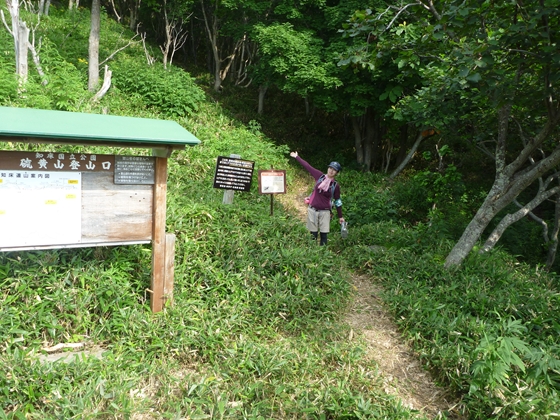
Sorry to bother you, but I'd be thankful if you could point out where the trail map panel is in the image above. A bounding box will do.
[0,171,82,247]
[258,170,286,194]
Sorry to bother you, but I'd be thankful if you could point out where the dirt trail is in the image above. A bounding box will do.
[279,179,462,419]
[345,274,460,419]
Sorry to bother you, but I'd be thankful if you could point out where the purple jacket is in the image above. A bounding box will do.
[296,156,343,219]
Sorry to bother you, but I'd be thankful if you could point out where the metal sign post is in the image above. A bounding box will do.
[258,169,286,216]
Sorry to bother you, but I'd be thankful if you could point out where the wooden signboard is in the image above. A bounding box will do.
[0,106,201,314]
[0,151,154,249]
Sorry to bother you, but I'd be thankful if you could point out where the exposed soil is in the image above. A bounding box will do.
[279,177,463,419]
[344,273,462,419]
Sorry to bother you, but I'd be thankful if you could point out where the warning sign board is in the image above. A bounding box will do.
[213,156,255,192]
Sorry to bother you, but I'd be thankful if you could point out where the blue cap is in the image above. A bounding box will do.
[328,161,342,172]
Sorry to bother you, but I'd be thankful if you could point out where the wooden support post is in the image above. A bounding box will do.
[151,156,167,313]
[163,232,176,307]
[222,153,241,205]
[223,189,234,204]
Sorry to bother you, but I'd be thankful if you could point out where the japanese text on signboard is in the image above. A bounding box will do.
[0,151,113,172]
[213,156,255,192]
[114,156,155,184]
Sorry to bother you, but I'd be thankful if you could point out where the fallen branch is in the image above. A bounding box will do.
[92,65,112,102]
[0,10,13,36]
[42,342,84,353]
[99,34,139,67]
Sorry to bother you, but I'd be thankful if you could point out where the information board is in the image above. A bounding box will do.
[114,156,156,184]
[258,170,286,194]
[213,156,255,192]
[0,171,82,247]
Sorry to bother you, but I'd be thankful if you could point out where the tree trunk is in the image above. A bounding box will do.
[212,43,221,91]
[351,116,364,169]
[3,0,29,83]
[363,111,374,171]
[389,132,423,179]
[445,107,560,267]
[161,0,171,69]
[447,150,560,267]
[201,0,222,92]
[159,0,189,69]
[188,18,199,66]
[88,0,100,91]
[108,0,121,22]
[29,27,46,84]
[220,38,244,83]
[370,113,382,170]
[235,35,253,86]
[480,184,560,253]
[16,21,29,83]
[92,64,112,102]
[257,84,267,114]
[129,0,139,31]
[5,0,18,55]
[444,197,497,267]
[546,193,560,270]
[382,141,392,173]
[394,124,409,169]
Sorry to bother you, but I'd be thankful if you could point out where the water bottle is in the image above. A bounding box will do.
[340,221,348,239]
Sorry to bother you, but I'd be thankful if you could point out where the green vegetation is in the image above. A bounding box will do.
[1,3,560,420]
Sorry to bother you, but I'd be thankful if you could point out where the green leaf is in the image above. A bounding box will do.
[466,73,481,82]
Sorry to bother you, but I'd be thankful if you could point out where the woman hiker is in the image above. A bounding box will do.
[290,151,345,245]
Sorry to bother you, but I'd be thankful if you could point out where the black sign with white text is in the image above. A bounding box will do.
[213,156,255,192]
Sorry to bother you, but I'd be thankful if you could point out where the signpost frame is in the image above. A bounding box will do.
[0,106,200,313]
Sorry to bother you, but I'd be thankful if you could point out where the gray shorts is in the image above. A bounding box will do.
[307,207,331,233]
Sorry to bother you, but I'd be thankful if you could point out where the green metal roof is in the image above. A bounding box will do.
[0,106,200,150]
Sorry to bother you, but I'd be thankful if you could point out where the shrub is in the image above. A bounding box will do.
[112,59,205,118]
[0,30,18,105]
[338,170,398,227]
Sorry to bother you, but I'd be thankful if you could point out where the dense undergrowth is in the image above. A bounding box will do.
[1,5,560,420]
[0,104,420,418]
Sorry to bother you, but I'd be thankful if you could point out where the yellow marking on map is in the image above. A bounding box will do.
[45,200,57,205]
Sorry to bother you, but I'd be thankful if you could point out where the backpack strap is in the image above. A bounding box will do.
[316,175,338,209]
